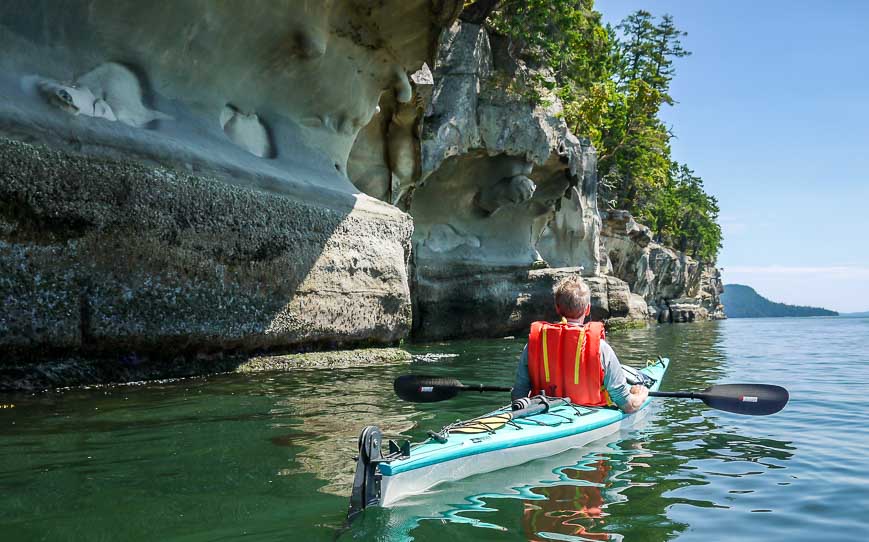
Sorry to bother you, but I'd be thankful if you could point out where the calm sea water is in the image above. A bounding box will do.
[1,317,867,541]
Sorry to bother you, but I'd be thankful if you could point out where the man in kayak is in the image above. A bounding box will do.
[512,275,649,413]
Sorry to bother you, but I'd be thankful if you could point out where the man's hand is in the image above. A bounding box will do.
[622,384,649,414]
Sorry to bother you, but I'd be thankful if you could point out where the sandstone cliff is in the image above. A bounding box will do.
[391,22,652,339]
[0,5,721,384]
[346,20,719,338]
[0,0,462,361]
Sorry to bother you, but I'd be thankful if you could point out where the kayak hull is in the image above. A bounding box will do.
[349,358,669,515]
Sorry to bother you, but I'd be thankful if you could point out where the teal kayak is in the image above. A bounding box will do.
[348,358,669,517]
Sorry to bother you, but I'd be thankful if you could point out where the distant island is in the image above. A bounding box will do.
[722,284,839,318]
[841,311,869,318]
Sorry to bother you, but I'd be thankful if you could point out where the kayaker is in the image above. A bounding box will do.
[512,275,649,413]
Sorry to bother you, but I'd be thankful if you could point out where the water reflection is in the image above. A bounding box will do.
[339,441,645,541]
[614,321,729,389]
[341,436,665,541]
[264,365,423,496]
[520,458,616,541]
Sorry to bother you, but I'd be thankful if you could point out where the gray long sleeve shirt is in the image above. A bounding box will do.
[511,339,632,407]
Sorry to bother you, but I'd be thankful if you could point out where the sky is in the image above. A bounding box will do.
[598,0,869,312]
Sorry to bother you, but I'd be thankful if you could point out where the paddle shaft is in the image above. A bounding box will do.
[461,388,703,399]
[464,389,714,400]
[394,375,788,415]
[649,390,698,399]
[459,384,512,393]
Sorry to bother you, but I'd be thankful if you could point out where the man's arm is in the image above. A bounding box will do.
[600,340,648,414]
[512,344,531,400]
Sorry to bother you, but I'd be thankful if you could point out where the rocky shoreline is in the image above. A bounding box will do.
[601,210,725,323]
[0,347,413,393]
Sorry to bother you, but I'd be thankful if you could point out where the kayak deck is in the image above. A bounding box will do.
[382,402,628,476]
[348,358,669,517]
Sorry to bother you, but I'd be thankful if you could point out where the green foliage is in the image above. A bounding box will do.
[487,0,610,128]
[481,2,720,261]
[643,164,722,260]
[598,79,671,205]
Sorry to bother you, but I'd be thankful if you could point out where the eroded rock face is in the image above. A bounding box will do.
[346,66,433,205]
[601,210,724,322]
[0,139,413,357]
[0,0,459,188]
[410,22,601,271]
[220,105,274,159]
[403,22,605,337]
[0,1,461,363]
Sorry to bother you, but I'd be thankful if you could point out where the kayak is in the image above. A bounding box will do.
[348,357,669,518]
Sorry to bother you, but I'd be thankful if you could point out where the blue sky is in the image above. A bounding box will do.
[598,0,869,312]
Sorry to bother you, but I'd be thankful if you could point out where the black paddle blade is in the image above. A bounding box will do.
[393,375,463,403]
[700,384,789,416]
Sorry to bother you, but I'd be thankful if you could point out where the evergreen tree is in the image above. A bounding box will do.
[613,10,656,86]
[646,15,691,102]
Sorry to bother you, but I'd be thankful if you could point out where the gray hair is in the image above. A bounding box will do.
[552,275,591,319]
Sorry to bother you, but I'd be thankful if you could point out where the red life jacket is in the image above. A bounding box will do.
[527,320,609,406]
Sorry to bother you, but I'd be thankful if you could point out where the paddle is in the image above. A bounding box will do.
[650,384,789,416]
[393,375,789,415]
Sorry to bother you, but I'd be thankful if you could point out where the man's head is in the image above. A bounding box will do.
[553,275,591,320]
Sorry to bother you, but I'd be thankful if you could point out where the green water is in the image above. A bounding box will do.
[2,318,868,541]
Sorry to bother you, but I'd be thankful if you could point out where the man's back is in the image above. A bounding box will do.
[515,275,648,412]
[512,334,631,408]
